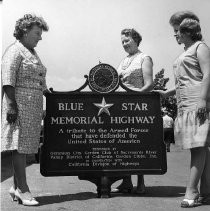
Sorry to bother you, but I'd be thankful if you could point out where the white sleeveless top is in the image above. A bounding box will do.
[117,51,152,90]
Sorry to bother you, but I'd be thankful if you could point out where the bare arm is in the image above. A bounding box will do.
[140,57,153,91]
[153,87,176,98]
[197,44,210,106]
[131,57,153,92]
[196,44,210,124]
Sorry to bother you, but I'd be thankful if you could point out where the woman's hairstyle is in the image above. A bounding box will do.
[179,18,202,41]
[14,14,49,40]
[169,11,199,26]
[121,28,142,46]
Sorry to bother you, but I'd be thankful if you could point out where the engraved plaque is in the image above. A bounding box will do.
[40,92,166,176]
[88,63,119,93]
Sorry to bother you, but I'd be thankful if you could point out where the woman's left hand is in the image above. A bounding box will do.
[196,100,208,126]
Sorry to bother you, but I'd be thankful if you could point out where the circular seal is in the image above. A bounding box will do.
[88,63,119,93]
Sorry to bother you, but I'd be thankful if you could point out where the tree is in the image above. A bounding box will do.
[153,69,177,119]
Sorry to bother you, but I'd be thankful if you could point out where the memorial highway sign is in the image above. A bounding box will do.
[40,92,166,176]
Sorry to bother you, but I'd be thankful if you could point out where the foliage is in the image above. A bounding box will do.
[153,69,169,91]
[153,68,177,119]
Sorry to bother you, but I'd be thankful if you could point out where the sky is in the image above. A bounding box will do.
[1,0,210,91]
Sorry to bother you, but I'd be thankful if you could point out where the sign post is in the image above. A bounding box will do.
[40,63,166,198]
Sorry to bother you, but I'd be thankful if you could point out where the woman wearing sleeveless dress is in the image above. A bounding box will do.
[158,12,210,208]
[112,28,153,194]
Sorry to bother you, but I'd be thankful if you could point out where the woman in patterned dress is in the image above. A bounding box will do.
[158,11,210,207]
[112,28,153,194]
[1,14,49,206]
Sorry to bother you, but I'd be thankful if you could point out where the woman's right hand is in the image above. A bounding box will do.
[153,88,176,98]
[6,102,18,124]
[153,90,168,98]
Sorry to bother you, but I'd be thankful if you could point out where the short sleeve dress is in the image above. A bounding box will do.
[173,41,210,149]
[117,51,152,90]
[1,41,47,154]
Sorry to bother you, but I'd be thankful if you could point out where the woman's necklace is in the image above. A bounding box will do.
[184,41,196,51]
[121,50,140,70]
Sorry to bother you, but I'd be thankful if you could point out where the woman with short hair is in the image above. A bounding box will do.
[158,11,210,208]
[112,28,153,194]
[1,13,49,206]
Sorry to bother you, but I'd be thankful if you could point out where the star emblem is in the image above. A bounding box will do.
[93,97,114,116]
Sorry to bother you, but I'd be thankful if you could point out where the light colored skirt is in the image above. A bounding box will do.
[174,108,210,149]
